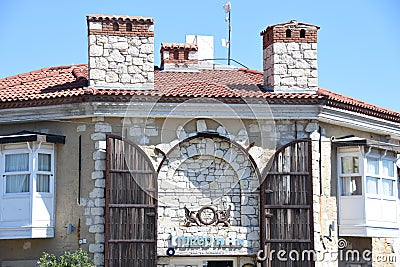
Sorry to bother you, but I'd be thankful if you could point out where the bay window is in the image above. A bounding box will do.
[335,140,399,238]
[0,131,64,239]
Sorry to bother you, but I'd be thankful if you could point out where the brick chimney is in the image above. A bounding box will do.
[160,43,198,71]
[260,20,320,93]
[87,14,155,90]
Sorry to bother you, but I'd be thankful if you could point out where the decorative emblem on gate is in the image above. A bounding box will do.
[184,205,231,227]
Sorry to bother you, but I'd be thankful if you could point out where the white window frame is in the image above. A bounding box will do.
[2,150,31,195]
[365,153,397,200]
[338,147,398,199]
[0,142,55,239]
[338,151,363,196]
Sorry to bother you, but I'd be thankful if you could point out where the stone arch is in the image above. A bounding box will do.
[157,133,261,226]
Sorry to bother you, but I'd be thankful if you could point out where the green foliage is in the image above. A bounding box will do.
[37,248,95,267]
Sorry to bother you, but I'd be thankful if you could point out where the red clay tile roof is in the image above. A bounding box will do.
[161,43,198,51]
[0,64,399,123]
[260,19,320,35]
[0,65,88,102]
[317,88,400,122]
[87,14,154,24]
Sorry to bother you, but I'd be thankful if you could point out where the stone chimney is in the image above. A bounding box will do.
[260,20,320,93]
[87,14,154,90]
[160,43,198,71]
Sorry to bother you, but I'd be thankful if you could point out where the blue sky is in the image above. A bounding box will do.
[0,0,399,111]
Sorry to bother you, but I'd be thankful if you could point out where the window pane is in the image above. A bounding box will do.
[341,176,362,196]
[6,174,29,193]
[37,174,50,192]
[366,176,379,194]
[341,157,359,174]
[382,179,394,196]
[367,158,379,175]
[382,160,394,177]
[38,154,51,172]
[5,153,29,172]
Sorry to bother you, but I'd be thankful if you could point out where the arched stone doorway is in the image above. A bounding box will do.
[157,132,261,257]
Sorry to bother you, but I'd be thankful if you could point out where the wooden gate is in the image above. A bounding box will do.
[261,139,314,267]
[105,135,157,267]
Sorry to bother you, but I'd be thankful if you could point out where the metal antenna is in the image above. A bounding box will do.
[223,1,231,65]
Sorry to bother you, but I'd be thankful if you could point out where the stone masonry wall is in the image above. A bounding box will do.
[157,136,260,256]
[80,117,112,267]
[263,42,318,92]
[88,16,154,89]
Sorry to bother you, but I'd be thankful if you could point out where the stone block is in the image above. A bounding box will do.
[89,224,104,233]
[140,44,153,54]
[132,73,145,83]
[304,49,317,59]
[105,71,119,83]
[147,71,154,82]
[287,43,299,51]
[95,179,106,189]
[217,126,227,136]
[96,35,108,44]
[90,45,103,57]
[291,51,302,59]
[95,160,106,171]
[95,233,105,243]
[93,150,106,160]
[91,133,106,141]
[311,70,318,78]
[130,126,143,137]
[90,69,106,80]
[300,43,311,50]
[196,120,207,132]
[84,207,91,216]
[187,145,197,157]
[142,63,154,72]
[297,76,308,86]
[273,43,287,54]
[91,207,104,216]
[242,206,255,214]
[289,69,305,77]
[95,198,106,207]
[145,127,159,136]
[121,74,131,83]
[89,188,105,198]
[294,59,310,69]
[93,255,104,267]
[116,64,128,74]
[87,200,94,207]
[94,216,105,225]
[274,64,288,75]
[109,50,125,62]
[92,171,104,180]
[308,77,318,87]
[247,230,259,241]
[281,77,296,87]
[112,41,128,50]
[248,124,260,133]
[85,217,92,226]
[96,57,109,70]
[89,243,104,253]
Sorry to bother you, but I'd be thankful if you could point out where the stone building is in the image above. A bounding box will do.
[0,14,399,267]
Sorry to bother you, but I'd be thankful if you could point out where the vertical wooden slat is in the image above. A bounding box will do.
[261,139,314,267]
[106,135,157,267]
